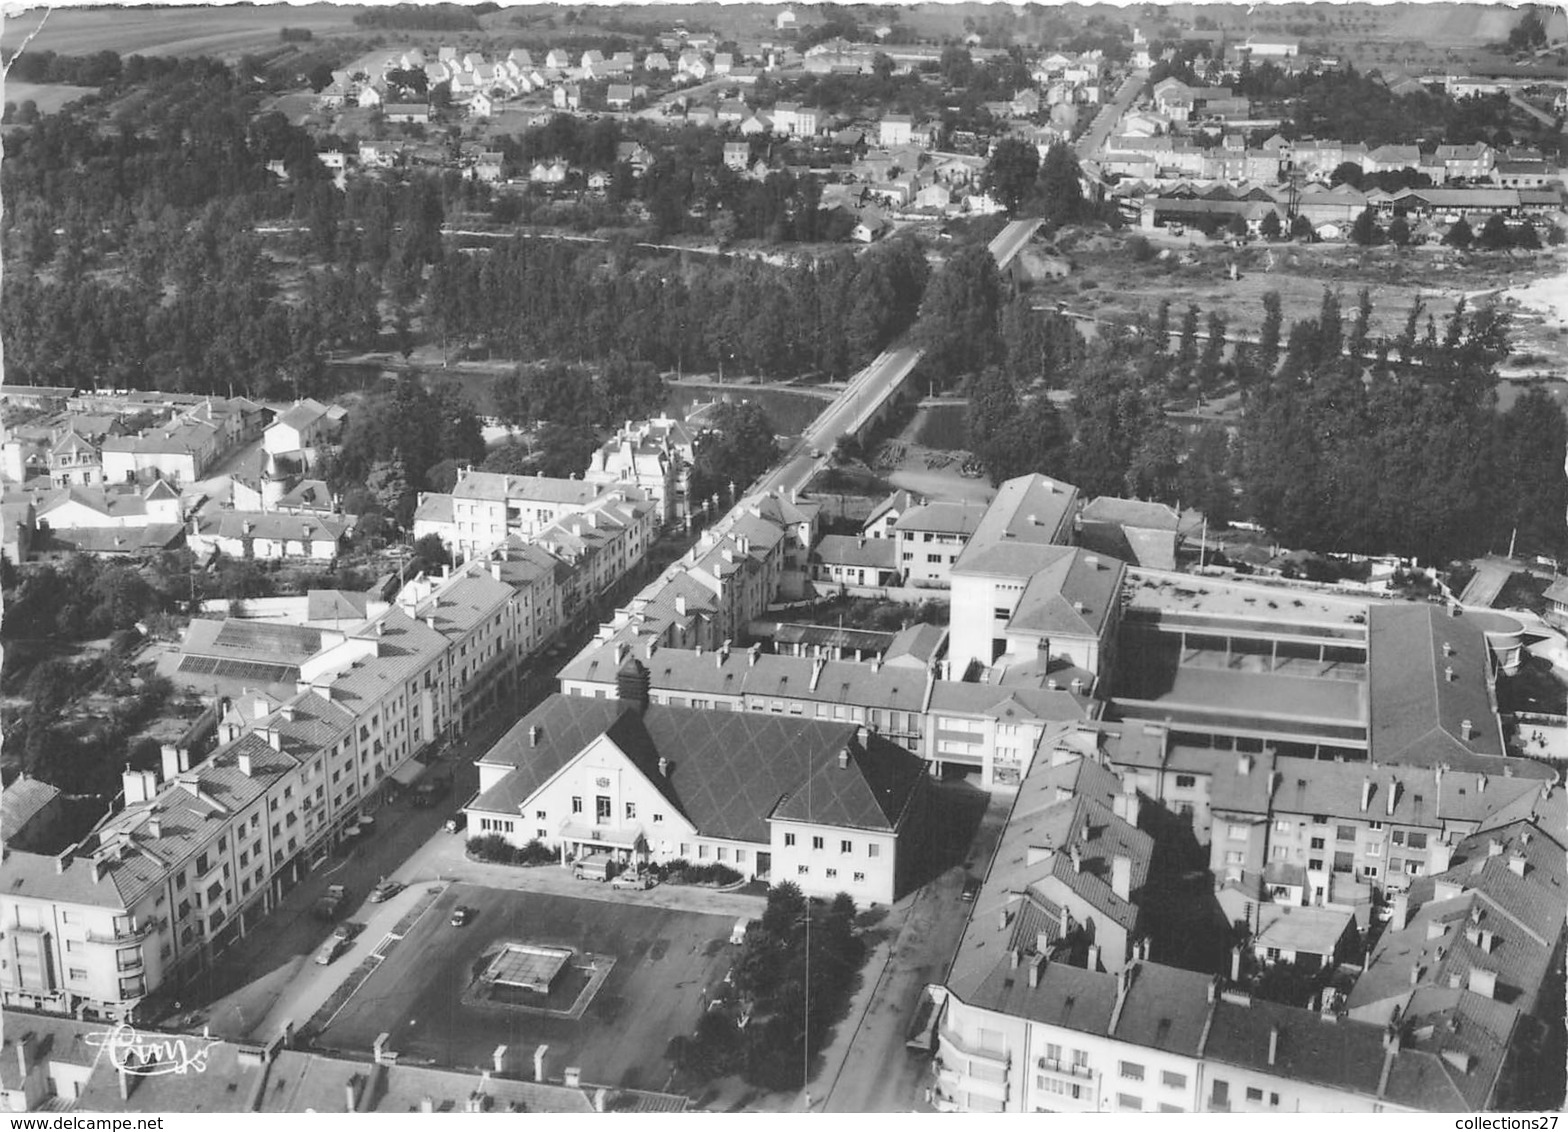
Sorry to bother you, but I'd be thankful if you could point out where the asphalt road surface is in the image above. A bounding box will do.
[754,347,924,498]
[1076,68,1150,160]
[988,218,1046,270]
[820,786,1014,1113]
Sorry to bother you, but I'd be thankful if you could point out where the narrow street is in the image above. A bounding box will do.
[817,786,1012,1113]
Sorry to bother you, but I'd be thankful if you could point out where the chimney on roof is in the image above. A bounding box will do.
[1477,773,1486,794]
[267,728,282,751]
[675,595,687,617]
[1208,976,1220,1004]
[1443,641,1454,657]
[1387,777,1398,817]
[837,747,850,769]
[1111,854,1133,901]
[529,725,542,747]
[533,1044,549,1083]
[1070,844,1082,874]
[1488,838,1504,857]
[1507,853,1527,878]
[239,750,254,776]
[1059,904,1070,937]
[1445,665,1455,682]
[1029,955,1044,987]
[1468,968,1497,999]
[147,812,161,839]
[1088,942,1102,972]
[123,766,157,806]
[749,643,761,667]
[1360,776,1371,813]
[1268,1025,1280,1067]
[1238,753,1252,776]
[419,1097,435,1114]
[658,756,670,778]
[1460,719,1474,741]
[493,1045,508,1074]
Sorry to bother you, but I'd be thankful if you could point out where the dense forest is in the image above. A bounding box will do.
[947,268,1567,563]
[424,235,929,381]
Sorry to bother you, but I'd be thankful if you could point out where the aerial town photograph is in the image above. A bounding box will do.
[0,0,1564,1118]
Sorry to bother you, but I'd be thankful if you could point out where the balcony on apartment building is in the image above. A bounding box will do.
[935,1023,1011,1103]
[1032,1055,1099,1110]
[85,920,154,947]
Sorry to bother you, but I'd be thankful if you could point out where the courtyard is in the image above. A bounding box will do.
[312,882,739,1092]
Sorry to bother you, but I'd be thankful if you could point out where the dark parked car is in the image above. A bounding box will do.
[960,876,981,903]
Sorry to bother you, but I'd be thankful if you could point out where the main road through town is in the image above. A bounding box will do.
[752,346,924,499]
[1075,67,1149,160]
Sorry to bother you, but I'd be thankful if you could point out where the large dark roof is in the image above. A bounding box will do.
[471,694,923,842]
[1368,604,1512,769]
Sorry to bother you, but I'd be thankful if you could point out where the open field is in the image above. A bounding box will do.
[0,5,362,59]
[1,80,97,114]
[313,883,737,1090]
[1036,233,1568,354]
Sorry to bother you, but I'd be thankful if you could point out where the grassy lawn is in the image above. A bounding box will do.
[2,81,98,115]
[0,5,361,58]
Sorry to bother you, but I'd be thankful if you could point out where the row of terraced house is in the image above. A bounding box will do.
[0,420,695,1022]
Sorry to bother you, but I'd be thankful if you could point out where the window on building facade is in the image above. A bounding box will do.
[784,833,796,847]
[1119,1062,1144,1081]
[1162,1071,1186,1089]
[1175,774,1197,788]
[812,836,824,850]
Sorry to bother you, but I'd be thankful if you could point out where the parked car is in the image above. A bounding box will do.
[369,879,402,903]
[450,906,472,927]
[315,936,349,965]
[960,876,981,903]
[610,871,654,890]
[313,884,347,920]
